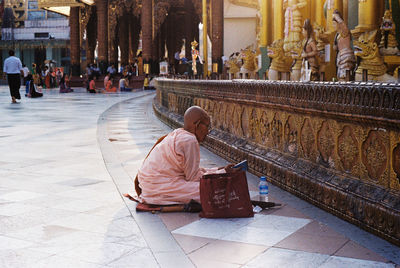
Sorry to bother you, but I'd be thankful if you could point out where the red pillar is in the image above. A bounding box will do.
[119,14,129,67]
[211,0,223,74]
[69,7,80,76]
[141,0,152,74]
[96,0,108,73]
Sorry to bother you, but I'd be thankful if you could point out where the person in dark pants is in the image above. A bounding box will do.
[3,50,23,103]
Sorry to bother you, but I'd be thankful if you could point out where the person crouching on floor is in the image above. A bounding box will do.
[136,106,237,205]
[25,74,43,98]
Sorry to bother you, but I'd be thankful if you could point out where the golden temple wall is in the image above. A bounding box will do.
[154,79,400,246]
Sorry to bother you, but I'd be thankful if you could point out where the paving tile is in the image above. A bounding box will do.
[107,247,159,267]
[7,224,79,243]
[320,256,395,268]
[59,241,138,265]
[154,251,194,268]
[57,178,104,187]
[0,203,42,216]
[188,258,241,268]
[159,212,200,231]
[172,216,258,239]
[270,204,311,218]
[0,235,35,250]
[32,255,108,268]
[244,248,330,268]
[0,190,45,201]
[274,232,349,255]
[296,220,347,237]
[335,240,389,262]
[0,248,52,268]
[188,240,267,265]
[173,233,215,254]
[52,199,104,213]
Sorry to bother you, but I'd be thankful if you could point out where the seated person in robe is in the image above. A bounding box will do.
[137,106,236,205]
[25,74,43,98]
[88,75,96,93]
[105,78,117,92]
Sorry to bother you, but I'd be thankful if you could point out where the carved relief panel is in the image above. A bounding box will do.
[390,132,400,190]
[241,107,250,139]
[337,125,359,174]
[317,121,335,167]
[259,110,271,146]
[271,113,283,150]
[361,130,389,187]
[284,115,298,155]
[300,118,316,160]
[233,105,243,137]
[167,93,178,113]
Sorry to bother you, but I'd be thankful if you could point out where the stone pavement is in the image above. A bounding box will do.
[0,86,399,268]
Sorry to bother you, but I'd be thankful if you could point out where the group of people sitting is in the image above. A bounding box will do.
[87,73,131,93]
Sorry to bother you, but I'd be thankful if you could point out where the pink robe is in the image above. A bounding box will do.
[138,128,221,205]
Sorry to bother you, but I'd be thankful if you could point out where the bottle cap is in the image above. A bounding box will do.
[260,176,266,181]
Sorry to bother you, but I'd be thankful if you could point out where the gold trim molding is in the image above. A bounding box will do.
[228,0,259,9]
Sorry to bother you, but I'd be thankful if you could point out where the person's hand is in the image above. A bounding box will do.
[224,164,241,173]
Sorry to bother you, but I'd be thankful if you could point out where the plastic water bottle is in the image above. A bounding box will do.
[259,176,269,202]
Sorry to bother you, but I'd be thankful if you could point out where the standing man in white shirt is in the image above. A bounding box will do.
[3,50,23,103]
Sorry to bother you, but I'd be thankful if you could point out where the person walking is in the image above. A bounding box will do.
[3,50,23,103]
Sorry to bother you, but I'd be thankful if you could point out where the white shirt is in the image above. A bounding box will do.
[22,67,29,77]
[119,78,125,89]
[3,56,22,74]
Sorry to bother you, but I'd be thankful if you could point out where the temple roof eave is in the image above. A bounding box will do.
[38,0,95,17]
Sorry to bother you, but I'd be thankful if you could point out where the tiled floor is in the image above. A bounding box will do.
[0,86,399,267]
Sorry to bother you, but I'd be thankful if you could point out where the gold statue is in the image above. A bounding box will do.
[191,40,202,75]
[226,52,241,79]
[379,10,399,56]
[314,23,330,77]
[267,39,292,80]
[301,19,319,81]
[239,46,258,79]
[332,10,356,81]
[354,30,396,82]
[283,0,307,54]
[290,41,304,81]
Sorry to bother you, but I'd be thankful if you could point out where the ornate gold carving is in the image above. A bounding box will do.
[271,113,283,149]
[362,131,387,181]
[80,6,92,44]
[338,126,359,172]
[393,143,400,184]
[318,121,335,165]
[283,0,307,54]
[225,104,234,132]
[233,105,243,137]
[249,108,260,141]
[284,115,298,154]
[241,108,250,138]
[301,118,315,159]
[379,10,399,55]
[154,1,170,36]
[354,30,395,81]
[267,39,292,80]
[259,111,270,145]
[167,93,178,113]
[227,0,258,9]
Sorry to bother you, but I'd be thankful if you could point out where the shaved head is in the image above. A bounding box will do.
[184,106,210,142]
